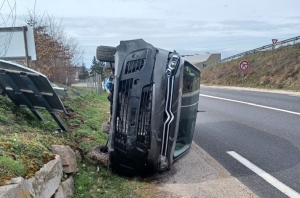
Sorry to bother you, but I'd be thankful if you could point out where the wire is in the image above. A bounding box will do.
[0,0,16,58]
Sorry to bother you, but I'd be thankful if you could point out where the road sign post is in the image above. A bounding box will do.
[241,72,244,86]
[271,39,278,52]
[239,60,249,86]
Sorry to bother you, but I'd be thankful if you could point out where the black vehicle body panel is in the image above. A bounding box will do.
[108,39,200,174]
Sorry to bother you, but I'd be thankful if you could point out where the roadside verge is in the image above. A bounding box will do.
[148,142,258,198]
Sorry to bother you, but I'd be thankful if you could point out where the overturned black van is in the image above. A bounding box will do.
[97,39,200,175]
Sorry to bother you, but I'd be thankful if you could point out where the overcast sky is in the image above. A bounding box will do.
[2,0,300,67]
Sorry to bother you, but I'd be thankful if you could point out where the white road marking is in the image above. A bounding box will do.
[227,151,300,198]
[200,94,300,116]
[200,85,300,96]
[289,94,300,97]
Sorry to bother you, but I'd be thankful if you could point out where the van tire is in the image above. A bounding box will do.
[96,46,116,63]
[91,145,109,166]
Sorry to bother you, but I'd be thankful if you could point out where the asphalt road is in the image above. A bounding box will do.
[194,86,300,198]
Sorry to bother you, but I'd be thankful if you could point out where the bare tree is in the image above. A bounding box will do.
[20,6,84,84]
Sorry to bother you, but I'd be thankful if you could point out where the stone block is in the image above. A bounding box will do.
[26,155,63,198]
[0,177,30,198]
[51,145,77,173]
[54,177,74,198]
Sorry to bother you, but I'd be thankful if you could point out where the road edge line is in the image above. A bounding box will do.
[227,151,300,198]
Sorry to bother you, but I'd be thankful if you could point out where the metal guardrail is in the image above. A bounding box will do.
[206,35,300,67]
[0,59,68,132]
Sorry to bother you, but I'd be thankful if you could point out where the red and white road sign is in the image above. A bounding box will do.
[272,39,278,44]
[239,60,249,71]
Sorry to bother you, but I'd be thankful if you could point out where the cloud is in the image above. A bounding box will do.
[59,15,300,66]
[4,0,300,67]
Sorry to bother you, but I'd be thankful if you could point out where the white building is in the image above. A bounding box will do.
[182,54,221,69]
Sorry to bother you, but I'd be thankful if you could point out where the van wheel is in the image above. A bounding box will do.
[91,145,109,166]
[96,46,116,63]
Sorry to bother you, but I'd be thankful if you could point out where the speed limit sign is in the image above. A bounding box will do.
[239,60,249,71]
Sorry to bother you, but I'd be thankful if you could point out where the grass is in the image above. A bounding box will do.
[74,161,149,198]
[201,43,300,91]
[0,155,25,181]
[0,86,156,197]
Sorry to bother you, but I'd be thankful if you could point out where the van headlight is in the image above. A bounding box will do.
[168,54,179,70]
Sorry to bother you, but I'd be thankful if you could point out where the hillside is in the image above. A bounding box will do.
[0,87,153,197]
[201,43,300,91]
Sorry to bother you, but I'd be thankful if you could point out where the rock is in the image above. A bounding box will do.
[102,123,110,133]
[0,156,65,198]
[0,177,31,198]
[51,145,77,173]
[75,150,82,162]
[5,177,25,185]
[26,155,63,198]
[54,177,74,198]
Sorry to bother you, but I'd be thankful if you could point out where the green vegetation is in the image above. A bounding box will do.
[0,87,154,197]
[0,155,25,181]
[90,56,105,76]
[201,43,300,91]
[74,161,147,198]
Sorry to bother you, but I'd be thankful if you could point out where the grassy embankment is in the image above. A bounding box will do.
[201,43,300,91]
[0,87,154,198]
